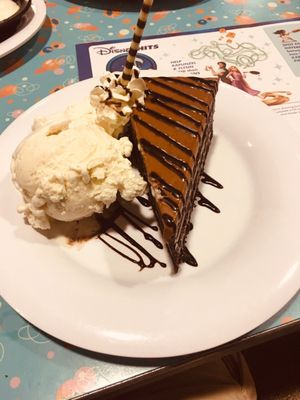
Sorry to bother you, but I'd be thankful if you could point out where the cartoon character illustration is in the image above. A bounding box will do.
[206,62,232,84]
[204,62,291,106]
[273,29,300,42]
[226,66,260,96]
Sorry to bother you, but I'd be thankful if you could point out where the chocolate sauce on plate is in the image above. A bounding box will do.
[97,173,223,270]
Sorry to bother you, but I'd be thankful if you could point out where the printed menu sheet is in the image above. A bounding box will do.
[76,20,300,131]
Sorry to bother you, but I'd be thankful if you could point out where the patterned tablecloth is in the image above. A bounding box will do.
[1,1,300,399]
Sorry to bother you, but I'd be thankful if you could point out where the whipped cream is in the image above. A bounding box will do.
[90,72,146,137]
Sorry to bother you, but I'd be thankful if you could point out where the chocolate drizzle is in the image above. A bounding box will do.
[141,107,199,136]
[147,89,208,117]
[166,77,217,93]
[99,223,166,270]
[121,206,162,248]
[201,172,224,189]
[97,173,223,271]
[136,196,151,207]
[150,172,184,200]
[196,190,220,213]
[147,78,210,113]
[140,138,191,181]
[151,96,204,127]
[98,201,166,270]
[132,115,195,158]
[182,246,198,267]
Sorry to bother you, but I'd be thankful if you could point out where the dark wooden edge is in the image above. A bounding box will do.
[73,318,300,400]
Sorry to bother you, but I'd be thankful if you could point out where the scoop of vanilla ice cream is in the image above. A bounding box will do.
[11,106,146,230]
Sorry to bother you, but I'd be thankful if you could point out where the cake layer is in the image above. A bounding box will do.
[131,76,218,271]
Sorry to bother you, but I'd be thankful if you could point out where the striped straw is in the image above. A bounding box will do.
[120,0,154,86]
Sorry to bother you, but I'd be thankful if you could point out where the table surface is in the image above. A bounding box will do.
[1,1,300,399]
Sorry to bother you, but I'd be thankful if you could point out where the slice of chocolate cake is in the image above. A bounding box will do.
[130,76,218,272]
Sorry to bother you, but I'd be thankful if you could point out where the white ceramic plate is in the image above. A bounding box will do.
[1,79,300,358]
[0,0,46,58]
